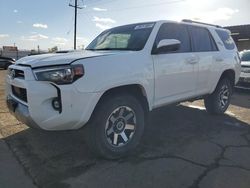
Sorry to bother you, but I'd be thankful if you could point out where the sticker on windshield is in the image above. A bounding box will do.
[134,23,155,30]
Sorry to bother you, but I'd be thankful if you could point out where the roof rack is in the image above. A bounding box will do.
[182,19,222,28]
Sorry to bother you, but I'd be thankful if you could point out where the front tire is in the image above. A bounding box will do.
[204,78,233,115]
[4,63,11,70]
[86,94,145,159]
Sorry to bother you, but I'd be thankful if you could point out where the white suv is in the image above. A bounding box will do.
[6,20,241,158]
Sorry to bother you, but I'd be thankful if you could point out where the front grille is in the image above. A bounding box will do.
[242,65,250,68]
[9,69,25,79]
[12,86,27,102]
[241,67,250,73]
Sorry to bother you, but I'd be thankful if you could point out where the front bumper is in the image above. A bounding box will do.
[6,95,41,129]
[5,65,102,131]
[236,72,250,89]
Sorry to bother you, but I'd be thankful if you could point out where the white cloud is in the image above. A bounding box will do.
[95,23,111,30]
[93,7,107,12]
[93,16,115,30]
[33,23,48,29]
[51,37,69,46]
[52,37,68,43]
[21,34,49,41]
[93,16,116,24]
[0,34,9,38]
[13,9,18,13]
[190,8,239,23]
[76,37,90,46]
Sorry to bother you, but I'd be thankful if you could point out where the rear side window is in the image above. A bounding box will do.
[189,26,218,52]
[215,29,235,50]
[154,23,191,53]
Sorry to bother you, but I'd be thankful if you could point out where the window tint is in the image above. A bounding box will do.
[154,23,191,53]
[215,29,235,50]
[189,26,217,52]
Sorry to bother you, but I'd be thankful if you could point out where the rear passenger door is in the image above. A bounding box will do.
[188,26,219,95]
[152,23,198,107]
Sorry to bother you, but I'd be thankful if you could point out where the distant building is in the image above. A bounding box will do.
[225,24,250,51]
[0,46,47,60]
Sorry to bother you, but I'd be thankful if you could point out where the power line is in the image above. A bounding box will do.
[69,0,85,50]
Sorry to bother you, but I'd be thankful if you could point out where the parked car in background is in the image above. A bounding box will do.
[236,50,250,89]
[0,56,15,69]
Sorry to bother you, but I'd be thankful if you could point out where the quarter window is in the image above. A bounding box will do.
[215,29,236,50]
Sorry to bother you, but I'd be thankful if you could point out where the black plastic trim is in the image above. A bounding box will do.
[50,84,62,113]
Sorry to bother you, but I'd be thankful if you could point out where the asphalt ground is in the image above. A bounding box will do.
[0,69,250,188]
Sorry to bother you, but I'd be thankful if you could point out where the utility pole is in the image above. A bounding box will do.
[69,0,84,50]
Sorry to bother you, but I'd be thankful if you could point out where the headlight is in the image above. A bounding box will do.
[33,64,84,85]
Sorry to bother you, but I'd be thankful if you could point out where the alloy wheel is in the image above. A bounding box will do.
[105,106,136,147]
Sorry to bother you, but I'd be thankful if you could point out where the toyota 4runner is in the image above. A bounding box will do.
[6,20,241,158]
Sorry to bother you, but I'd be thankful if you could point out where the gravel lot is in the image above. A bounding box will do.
[1,69,250,188]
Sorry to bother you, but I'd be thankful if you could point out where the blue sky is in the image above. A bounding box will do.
[0,0,249,50]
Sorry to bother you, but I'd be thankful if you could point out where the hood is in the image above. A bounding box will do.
[16,50,118,68]
[241,61,250,67]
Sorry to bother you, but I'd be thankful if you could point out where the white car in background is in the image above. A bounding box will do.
[237,50,250,89]
[6,20,240,158]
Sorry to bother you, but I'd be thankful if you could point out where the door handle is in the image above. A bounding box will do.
[186,57,198,64]
[215,57,223,62]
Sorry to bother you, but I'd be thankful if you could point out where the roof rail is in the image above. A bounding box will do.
[182,19,222,28]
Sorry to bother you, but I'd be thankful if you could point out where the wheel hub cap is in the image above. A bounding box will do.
[105,106,136,147]
[114,118,126,133]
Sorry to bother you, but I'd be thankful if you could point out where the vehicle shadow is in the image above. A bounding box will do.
[2,104,250,188]
[231,89,250,108]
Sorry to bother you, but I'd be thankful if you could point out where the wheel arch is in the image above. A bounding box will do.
[210,69,235,94]
[219,69,235,87]
[93,84,150,118]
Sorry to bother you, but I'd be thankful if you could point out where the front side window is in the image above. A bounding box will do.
[189,26,217,52]
[154,23,191,53]
[215,29,236,50]
[86,23,155,51]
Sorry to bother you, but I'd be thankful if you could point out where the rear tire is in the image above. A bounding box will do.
[204,78,233,115]
[85,94,145,159]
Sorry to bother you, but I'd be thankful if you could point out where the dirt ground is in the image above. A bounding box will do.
[1,69,250,188]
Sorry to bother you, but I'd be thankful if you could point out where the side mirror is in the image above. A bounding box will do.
[154,39,181,54]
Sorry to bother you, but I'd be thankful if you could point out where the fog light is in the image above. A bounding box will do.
[52,98,61,111]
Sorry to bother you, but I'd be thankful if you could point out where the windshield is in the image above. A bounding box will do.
[86,22,155,51]
[240,51,250,61]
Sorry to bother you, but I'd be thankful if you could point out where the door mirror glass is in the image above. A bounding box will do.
[155,39,181,54]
